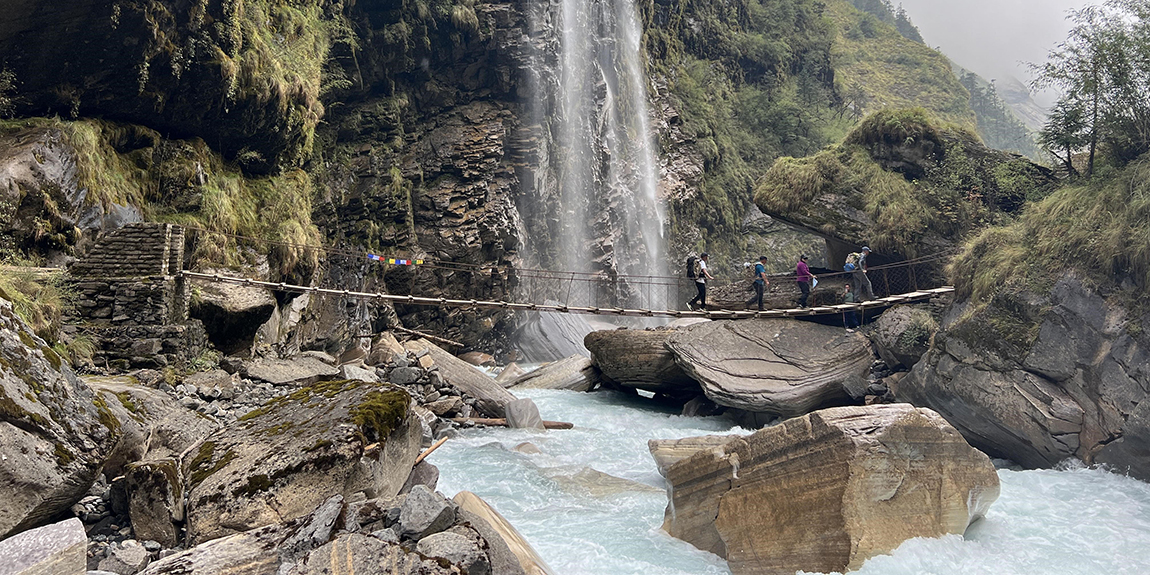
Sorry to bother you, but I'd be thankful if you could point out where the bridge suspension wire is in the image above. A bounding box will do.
[180,270,954,320]
[174,224,954,286]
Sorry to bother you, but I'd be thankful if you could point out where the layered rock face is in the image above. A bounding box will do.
[183,380,421,544]
[666,320,873,417]
[0,298,118,539]
[900,276,1150,479]
[584,328,697,393]
[660,404,1000,575]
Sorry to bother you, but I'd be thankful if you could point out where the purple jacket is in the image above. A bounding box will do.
[796,261,812,283]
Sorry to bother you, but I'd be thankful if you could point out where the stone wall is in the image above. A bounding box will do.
[69,223,184,278]
[66,222,204,368]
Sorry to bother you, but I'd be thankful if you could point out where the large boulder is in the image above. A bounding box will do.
[0,517,86,575]
[189,279,277,356]
[0,298,118,539]
[660,404,999,575]
[0,127,142,257]
[182,380,421,544]
[404,339,517,418]
[86,376,219,476]
[506,355,598,392]
[584,329,698,393]
[453,491,554,575]
[900,275,1150,478]
[665,320,872,418]
[648,436,736,477]
[239,356,340,387]
[867,304,939,370]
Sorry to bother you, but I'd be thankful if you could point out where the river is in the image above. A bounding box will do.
[429,388,1150,575]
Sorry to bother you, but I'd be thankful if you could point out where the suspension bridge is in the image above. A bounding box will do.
[180,271,953,320]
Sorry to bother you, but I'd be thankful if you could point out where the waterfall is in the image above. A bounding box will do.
[551,0,667,309]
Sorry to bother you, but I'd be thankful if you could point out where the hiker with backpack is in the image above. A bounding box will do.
[843,283,860,332]
[745,255,770,311]
[686,252,713,310]
[844,246,874,301]
[796,254,815,308]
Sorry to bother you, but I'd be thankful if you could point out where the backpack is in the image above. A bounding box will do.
[686,256,698,279]
[844,252,861,272]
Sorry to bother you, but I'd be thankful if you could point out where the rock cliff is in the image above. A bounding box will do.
[900,275,1150,479]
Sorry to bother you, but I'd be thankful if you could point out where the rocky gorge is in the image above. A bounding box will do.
[2,0,1150,574]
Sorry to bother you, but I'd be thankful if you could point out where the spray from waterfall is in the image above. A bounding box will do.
[553,0,668,309]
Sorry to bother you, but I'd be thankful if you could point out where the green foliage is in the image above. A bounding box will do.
[350,389,409,442]
[0,67,15,118]
[958,72,1041,159]
[646,0,842,245]
[829,1,975,127]
[846,0,925,43]
[1033,0,1150,173]
[952,155,1150,306]
[0,268,72,344]
[757,108,1053,256]
[0,117,322,281]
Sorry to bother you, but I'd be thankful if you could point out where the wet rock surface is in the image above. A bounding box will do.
[660,404,1000,575]
[666,319,873,418]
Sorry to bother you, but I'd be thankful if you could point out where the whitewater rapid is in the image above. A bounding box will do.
[429,389,1150,575]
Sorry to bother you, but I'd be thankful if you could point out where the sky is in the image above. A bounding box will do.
[895,0,1094,106]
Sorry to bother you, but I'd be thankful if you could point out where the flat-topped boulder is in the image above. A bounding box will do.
[189,276,277,355]
[584,329,698,392]
[666,319,872,418]
[239,355,340,386]
[182,380,421,544]
[661,404,999,575]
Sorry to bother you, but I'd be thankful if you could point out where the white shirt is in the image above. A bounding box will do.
[697,260,707,284]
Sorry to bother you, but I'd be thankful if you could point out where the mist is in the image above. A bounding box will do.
[895,0,1094,107]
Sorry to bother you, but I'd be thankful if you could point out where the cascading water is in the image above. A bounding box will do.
[553,0,666,309]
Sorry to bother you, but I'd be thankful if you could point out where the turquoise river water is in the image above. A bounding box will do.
[429,388,1150,575]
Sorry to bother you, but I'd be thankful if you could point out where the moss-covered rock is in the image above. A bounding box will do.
[754,108,1057,262]
[87,376,220,477]
[0,0,343,172]
[182,379,420,544]
[0,296,118,539]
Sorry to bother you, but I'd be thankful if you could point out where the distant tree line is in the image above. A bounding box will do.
[847,0,924,43]
[958,72,1040,159]
[1034,0,1150,176]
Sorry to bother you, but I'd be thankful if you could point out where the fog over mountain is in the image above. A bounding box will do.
[896,0,1092,107]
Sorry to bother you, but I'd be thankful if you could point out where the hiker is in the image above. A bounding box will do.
[843,283,860,332]
[796,254,815,308]
[745,255,770,311]
[686,252,713,310]
[846,246,874,301]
